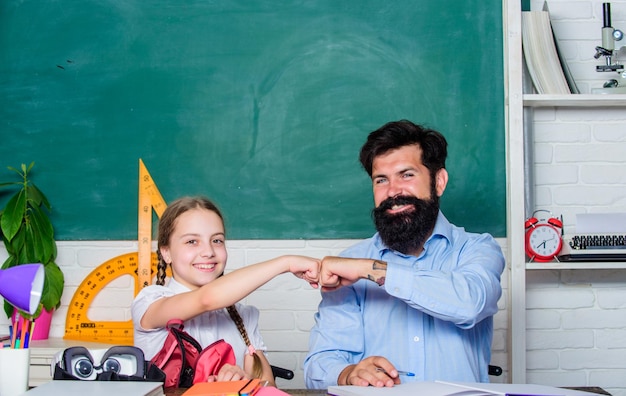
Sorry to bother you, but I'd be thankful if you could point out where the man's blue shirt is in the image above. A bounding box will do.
[304,212,505,389]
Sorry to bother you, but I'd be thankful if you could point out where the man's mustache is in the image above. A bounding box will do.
[376,195,424,212]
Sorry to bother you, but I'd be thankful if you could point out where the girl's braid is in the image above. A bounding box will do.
[156,250,168,286]
[226,305,263,379]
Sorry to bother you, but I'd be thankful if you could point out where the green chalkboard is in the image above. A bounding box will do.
[0,1,505,240]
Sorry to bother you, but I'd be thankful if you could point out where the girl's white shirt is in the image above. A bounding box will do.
[132,277,267,365]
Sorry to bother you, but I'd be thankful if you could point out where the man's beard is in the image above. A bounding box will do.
[372,193,439,255]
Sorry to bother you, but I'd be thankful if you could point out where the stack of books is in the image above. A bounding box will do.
[522,9,578,94]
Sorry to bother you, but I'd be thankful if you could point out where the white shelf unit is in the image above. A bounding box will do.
[503,0,626,384]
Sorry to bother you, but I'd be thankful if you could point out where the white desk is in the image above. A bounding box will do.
[28,338,114,386]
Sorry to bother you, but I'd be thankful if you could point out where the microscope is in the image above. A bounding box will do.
[593,3,626,93]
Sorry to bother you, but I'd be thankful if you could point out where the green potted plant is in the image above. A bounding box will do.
[0,162,64,331]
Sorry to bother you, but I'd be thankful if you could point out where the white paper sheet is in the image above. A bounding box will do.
[576,213,626,234]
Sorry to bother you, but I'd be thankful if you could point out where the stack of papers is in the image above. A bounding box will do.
[20,381,164,396]
[327,381,599,396]
[575,213,626,234]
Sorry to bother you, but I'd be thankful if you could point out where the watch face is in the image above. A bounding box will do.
[528,225,562,258]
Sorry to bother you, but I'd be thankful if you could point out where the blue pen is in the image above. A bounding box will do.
[376,368,416,377]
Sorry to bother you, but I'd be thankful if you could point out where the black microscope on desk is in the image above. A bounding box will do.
[593,3,626,93]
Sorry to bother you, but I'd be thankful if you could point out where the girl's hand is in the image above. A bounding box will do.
[212,363,249,382]
[286,255,320,288]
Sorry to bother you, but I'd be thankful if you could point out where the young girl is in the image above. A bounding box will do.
[131,196,320,386]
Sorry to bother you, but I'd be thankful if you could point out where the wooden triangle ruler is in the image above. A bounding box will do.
[64,159,168,344]
[137,158,167,290]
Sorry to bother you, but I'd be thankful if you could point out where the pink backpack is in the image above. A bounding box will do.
[150,319,236,388]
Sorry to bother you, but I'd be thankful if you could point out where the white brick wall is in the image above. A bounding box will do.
[526,2,626,396]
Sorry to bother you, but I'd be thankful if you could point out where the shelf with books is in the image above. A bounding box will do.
[521,10,572,94]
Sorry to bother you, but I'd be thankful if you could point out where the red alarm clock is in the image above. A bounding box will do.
[525,210,563,262]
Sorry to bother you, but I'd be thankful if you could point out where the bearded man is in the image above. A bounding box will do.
[304,120,505,389]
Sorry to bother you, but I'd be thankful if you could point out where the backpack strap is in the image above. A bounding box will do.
[151,319,203,388]
[166,319,184,329]
[152,320,183,370]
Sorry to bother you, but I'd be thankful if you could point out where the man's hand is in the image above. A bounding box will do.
[320,257,387,292]
[319,256,362,291]
[338,356,401,387]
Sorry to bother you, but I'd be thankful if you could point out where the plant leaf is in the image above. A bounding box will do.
[25,220,44,263]
[5,223,26,258]
[1,255,17,270]
[0,189,26,241]
[29,205,56,263]
[29,203,54,241]
[28,183,51,211]
[4,301,14,320]
[41,262,64,311]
